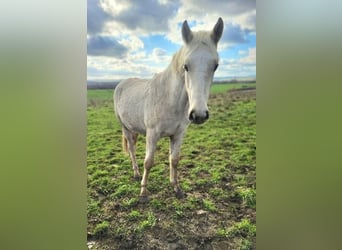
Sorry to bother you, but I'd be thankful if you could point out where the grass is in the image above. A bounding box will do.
[87,82,256,249]
[210,82,256,94]
[237,187,256,209]
[93,221,110,237]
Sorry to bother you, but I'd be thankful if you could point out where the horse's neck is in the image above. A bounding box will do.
[163,54,188,112]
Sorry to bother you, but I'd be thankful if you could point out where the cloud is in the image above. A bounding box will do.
[87,36,128,58]
[238,50,248,55]
[166,0,256,45]
[87,0,112,35]
[152,48,169,62]
[182,0,255,17]
[171,0,255,25]
[119,35,144,52]
[153,48,167,57]
[221,22,248,44]
[87,56,161,80]
[233,10,256,33]
[239,47,256,65]
[222,47,255,66]
[109,0,180,33]
[218,47,256,77]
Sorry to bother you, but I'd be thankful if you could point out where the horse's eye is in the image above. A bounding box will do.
[183,64,189,72]
[214,64,219,71]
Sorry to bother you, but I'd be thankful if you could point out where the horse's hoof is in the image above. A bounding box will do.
[175,190,186,199]
[139,195,149,203]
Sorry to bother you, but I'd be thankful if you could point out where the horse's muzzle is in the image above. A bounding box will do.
[189,110,209,124]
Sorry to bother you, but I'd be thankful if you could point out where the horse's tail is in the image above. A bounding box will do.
[122,133,128,153]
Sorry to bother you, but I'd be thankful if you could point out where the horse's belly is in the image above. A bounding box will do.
[124,120,146,135]
[118,107,146,135]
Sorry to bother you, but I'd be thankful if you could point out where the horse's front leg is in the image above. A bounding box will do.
[170,133,185,199]
[139,129,158,203]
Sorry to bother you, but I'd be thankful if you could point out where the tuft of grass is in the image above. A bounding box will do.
[209,187,225,198]
[217,219,256,250]
[203,199,217,212]
[93,221,110,237]
[89,176,115,195]
[87,197,101,217]
[239,238,254,250]
[195,178,209,187]
[236,187,256,209]
[112,184,137,198]
[220,219,256,238]
[217,228,226,237]
[122,197,139,208]
[137,211,157,232]
[180,179,192,192]
[171,200,186,218]
[128,210,142,221]
[150,199,163,210]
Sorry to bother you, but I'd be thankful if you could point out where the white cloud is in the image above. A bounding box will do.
[87,51,164,81]
[234,10,256,33]
[119,35,144,52]
[238,50,248,55]
[240,47,256,65]
[217,47,256,77]
[152,48,170,63]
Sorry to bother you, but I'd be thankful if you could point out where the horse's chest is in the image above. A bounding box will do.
[158,116,188,137]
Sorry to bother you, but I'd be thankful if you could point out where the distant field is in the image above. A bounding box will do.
[87,82,256,101]
[210,82,256,94]
[87,89,114,100]
[87,82,256,249]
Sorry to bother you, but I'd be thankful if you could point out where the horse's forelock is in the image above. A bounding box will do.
[189,31,217,49]
[169,31,218,75]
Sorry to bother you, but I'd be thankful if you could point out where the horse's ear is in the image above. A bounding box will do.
[182,20,193,44]
[211,17,224,44]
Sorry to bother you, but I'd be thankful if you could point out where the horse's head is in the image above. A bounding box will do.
[181,18,224,124]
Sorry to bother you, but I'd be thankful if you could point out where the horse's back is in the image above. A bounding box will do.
[114,78,148,134]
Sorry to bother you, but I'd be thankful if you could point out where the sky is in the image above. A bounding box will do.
[87,0,256,81]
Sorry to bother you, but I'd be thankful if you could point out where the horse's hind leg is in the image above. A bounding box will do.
[170,133,185,199]
[122,128,140,179]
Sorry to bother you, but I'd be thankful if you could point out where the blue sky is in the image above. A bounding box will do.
[87,0,256,81]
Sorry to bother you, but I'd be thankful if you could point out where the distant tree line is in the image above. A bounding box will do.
[214,79,256,84]
[87,82,118,89]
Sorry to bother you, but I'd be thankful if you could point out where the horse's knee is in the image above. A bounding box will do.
[144,157,154,169]
[172,157,179,167]
[170,154,180,167]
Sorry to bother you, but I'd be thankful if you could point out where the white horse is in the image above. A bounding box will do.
[114,18,224,202]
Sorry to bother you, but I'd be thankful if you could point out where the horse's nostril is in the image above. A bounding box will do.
[189,110,195,121]
[205,110,209,120]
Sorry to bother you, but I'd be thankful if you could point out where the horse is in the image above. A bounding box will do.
[114,18,224,202]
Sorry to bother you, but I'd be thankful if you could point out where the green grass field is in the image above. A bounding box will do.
[87,82,256,249]
[210,82,256,94]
